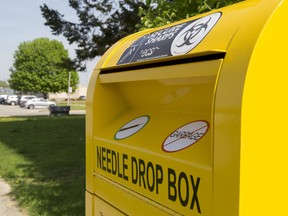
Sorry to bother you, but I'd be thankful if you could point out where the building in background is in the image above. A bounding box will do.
[48,85,87,100]
[0,87,14,95]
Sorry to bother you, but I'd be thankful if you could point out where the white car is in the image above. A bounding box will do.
[18,95,37,107]
[6,95,19,105]
[25,98,56,109]
[0,94,7,98]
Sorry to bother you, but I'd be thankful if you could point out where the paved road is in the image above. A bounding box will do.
[0,104,85,117]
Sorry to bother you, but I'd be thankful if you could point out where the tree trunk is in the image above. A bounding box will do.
[43,93,49,99]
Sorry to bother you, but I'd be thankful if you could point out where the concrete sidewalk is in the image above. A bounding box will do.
[0,178,27,216]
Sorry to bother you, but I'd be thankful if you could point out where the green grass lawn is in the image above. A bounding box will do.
[0,116,85,216]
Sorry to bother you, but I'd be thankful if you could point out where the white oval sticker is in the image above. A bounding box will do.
[162,121,209,152]
[115,116,150,140]
[170,12,221,56]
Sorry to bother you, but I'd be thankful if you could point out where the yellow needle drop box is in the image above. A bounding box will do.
[86,0,288,215]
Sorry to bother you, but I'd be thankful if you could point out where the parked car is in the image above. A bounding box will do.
[78,95,86,100]
[6,95,19,105]
[25,98,56,109]
[0,94,7,99]
[18,95,37,107]
[0,95,7,104]
[0,97,6,104]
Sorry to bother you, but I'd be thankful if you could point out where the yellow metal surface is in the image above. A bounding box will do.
[86,0,287,215]
[240,0,288,215]
[213,0,285,215]
[93,194,126,216]
[88,59,221,215]
[99,59,222,83]
[85,192,93,216]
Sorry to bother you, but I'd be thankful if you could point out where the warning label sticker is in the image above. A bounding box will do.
[162,120,209,152]
[117,12,221,65]
[114,115,150,140]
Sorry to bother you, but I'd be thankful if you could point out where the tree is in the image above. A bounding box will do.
[40,0,147,70]
[138,0,243,30]
[9,38,79,98]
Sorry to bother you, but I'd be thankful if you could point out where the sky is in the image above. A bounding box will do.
[0,0,99,86]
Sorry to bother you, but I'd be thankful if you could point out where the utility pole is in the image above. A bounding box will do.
[67,71,72,106]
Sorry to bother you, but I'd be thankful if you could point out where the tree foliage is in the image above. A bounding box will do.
[9,38,79,98]
[40,0,147,70]
[138,0,243,30]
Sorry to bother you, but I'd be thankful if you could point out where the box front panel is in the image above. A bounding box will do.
[89,60,222,215]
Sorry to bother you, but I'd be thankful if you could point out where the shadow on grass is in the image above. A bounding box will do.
[0,116,85,216]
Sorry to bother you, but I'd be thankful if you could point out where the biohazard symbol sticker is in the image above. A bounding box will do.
[171,12,221,56]
[162,121,209,152]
